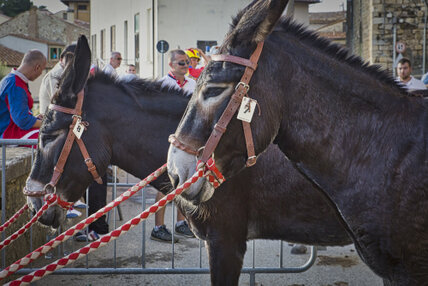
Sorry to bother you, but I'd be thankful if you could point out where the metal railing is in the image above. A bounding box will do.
[0,139,317,285]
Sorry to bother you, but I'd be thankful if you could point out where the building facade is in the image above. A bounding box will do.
[348,0,428,77]
[60,0,90,23]
[90,0,320,79]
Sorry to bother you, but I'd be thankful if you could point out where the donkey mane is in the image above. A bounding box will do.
[222,14,410,96]
[275,17,409,95]
[87,71,192,99]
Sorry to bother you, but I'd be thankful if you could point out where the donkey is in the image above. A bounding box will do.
[167,0,428,285]
[23,36,351,285]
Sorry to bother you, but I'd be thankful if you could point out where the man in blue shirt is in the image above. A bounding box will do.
[0,50,46,139]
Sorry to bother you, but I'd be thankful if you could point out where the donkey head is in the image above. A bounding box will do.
[168,0,289,203]
[25,35,108,228]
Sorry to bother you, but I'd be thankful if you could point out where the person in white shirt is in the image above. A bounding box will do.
[396,58,427,91]
[120,64,138,81]
[102,51,122,77]
[160,49,196,94]
[39,44,76,114]
[151,49,196,243]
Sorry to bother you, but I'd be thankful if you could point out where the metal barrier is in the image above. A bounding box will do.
[0,139,317,285]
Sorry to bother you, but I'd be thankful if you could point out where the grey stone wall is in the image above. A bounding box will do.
[0,147,50,281]
[350,0,427,77]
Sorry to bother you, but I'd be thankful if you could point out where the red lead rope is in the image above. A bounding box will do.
[198,158,225,189]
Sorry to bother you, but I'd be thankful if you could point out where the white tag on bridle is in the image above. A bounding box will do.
[73,119,85,139]
[237,97,257,123]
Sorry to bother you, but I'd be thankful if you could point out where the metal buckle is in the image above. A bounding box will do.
[235,82,250,92]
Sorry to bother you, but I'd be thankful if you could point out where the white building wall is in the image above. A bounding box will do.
[0,36,47,57]
[90,0,154,78]
[294,3,310,26]
[91,0,312,79]
[156,0,250,78]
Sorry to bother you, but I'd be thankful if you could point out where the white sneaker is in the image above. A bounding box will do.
[74,200,87,209]
[66,208,82,218]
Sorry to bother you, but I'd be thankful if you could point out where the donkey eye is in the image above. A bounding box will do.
[203,87,226,100]
[41,134,57,145]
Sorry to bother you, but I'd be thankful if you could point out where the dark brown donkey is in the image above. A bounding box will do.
[24,36,349,285]
[167,0,428,285]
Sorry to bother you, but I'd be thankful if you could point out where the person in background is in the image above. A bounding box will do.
[126,64,136,74]
[39,44,76,115]
[396,58,426,91]
[152,49,196,243]
[103,51,122,77]
[184,48,210,80]
[120,64,138,81]
[0,50,46,140]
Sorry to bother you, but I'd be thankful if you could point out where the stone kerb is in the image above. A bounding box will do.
[0,147,50,271]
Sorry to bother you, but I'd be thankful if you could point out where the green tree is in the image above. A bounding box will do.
[0,0,33,17]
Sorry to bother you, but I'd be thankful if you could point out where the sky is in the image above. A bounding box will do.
[33,0,347,14]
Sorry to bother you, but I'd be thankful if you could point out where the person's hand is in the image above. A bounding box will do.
[37,114,44,120]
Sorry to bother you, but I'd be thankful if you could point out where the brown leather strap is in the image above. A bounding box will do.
[48,116,79,187]
[49,90,84,116]
[168,134,199,156]
[199,42,265,163]
[47,89,102,187]
[210,54,258,70]
[242,121,257,166]
[76,138,103,184]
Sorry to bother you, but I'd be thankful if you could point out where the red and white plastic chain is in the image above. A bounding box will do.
[0,204,29,233]
[7,166,205,286]
[197,157,225,189]
[0,194,57,252]
[0,164,167,282]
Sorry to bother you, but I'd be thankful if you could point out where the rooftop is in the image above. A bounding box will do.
[0,44,24,67]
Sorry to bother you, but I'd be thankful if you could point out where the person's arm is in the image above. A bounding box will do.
[195,48,211,65]
[38,75,52,115]
[8,85,38,130]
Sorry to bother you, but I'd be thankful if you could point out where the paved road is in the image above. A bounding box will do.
[22,171,383,286]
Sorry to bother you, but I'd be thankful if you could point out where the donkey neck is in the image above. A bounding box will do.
[272,43,428,199]
[86,81,189,179]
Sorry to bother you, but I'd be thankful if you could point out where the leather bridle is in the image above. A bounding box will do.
[169,41,265,185]
[23,89,102,209]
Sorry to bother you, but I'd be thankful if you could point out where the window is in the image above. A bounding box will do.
[124,21,128,65]
[49,47,62,60]
[197,41,218,54]
[78,5,87,10]
[101,29,106,60]
[134,13,140,71]
[91,34,97,61]
[110,25,116,52]
[62,12,67,20]
[146,8,152,62]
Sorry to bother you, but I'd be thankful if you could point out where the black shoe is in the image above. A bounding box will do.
[150,225,178,243]
[175,221,195,238]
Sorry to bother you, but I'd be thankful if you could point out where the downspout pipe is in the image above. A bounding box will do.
[423,0,427,74]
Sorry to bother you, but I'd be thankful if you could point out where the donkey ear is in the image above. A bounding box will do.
[232,0,289,45]
[71,35,91,94]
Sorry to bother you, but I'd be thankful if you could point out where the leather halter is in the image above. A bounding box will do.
[23,89,102,207]
[169,41,264,176]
